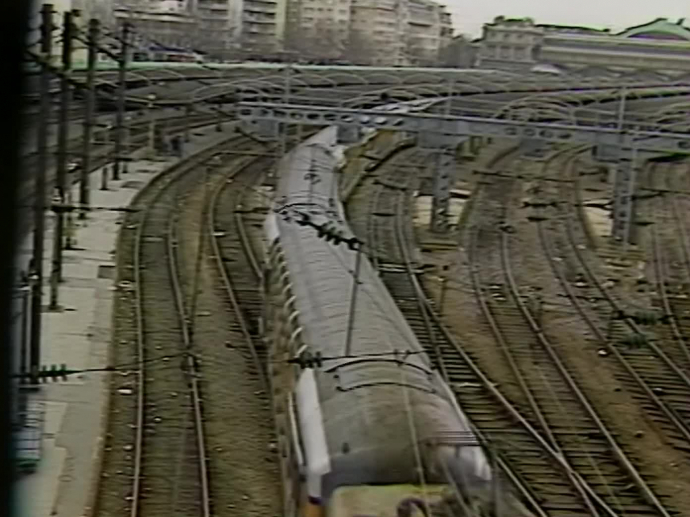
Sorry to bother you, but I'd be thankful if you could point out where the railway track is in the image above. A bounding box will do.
[208,129,317,378]
[545,157,690,455]
[483,171,670,516]
[98,125,308,516]
[188,145,282,516]
[525,150,690,514]
[467,148,676,516]
[209,155,271,383]
[651,164,690,375]
[346,148,623,516]
[95,135,244,517]
[129,140,229,517]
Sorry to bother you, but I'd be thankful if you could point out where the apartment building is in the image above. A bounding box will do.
[88,0,450,63]
[405,0,452,65]
[114,1,198,49]
[195,0,242,57]
[285,0,451,65]
[110,0,285,59]
[241,0,288,55]
[349,0,407,65]
[284,0,351,59]
[475,16,690,74]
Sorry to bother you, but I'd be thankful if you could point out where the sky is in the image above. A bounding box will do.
[444,0,690,37]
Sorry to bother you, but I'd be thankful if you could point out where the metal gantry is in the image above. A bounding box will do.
[238,98,690,242]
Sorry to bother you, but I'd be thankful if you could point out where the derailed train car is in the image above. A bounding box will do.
[261,128,514,517]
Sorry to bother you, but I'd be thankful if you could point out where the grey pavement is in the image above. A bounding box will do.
[12,122,238,517]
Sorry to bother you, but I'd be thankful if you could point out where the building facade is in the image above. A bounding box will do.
[284,0,349,59]
[80,0,450,64]
[405,0,452,65]
[284,0,451,65]
[475,16,690,75]
[111,0,286,60]
[195,0,242,57]
[349,0,407,65]
[113,1,198,51]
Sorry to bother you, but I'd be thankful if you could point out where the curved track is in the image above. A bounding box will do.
[129,142,235,517]
[348,148,599,516]
[345,141,688,516]
[549,157,690,453]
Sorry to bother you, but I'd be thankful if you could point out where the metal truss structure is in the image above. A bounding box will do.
[82,63,690,242]
[236,102,690,154]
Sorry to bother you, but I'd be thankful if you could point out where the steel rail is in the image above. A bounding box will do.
[502,224,670,517]
[569,186,690,389]
[207,157,268,391]
[564,160,690,444]
[468,226,603,515]
[234,177,264,281]
[130,136,244,517]
[361,148,590,516]
[650,168,690,370]
[388,169,450,383]
[658,165,690,369]
[465,149,618,516]
[387,182,550,516]
[668,165,690,290]
[167,206,211,517]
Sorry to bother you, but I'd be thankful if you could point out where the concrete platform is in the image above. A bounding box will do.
[12,123,237,517]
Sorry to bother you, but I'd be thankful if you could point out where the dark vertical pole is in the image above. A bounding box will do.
[30,3,54,384]
[112,21,130,180]
[79,18,98,219]
[344,244,362,357]
[49,9,74,310]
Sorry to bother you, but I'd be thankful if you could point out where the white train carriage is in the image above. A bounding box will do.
[261,129,498,517]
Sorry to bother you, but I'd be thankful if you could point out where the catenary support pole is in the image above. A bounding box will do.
[49,9,75,310]
[344,244,363,357]
[147,95,156,157]
[112,21,130,180]
[31,3,54,384]
[79,18,99,220]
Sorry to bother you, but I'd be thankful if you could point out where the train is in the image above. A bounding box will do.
[260,128,530,517]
